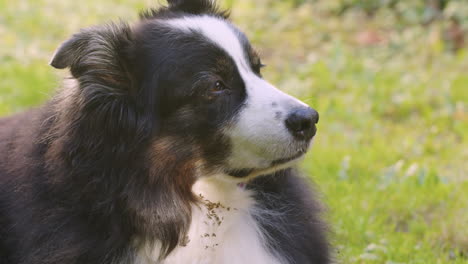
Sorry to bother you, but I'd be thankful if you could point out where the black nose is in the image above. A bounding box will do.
[285,107,319,140]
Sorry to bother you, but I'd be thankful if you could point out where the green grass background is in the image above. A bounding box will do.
[1,0,467,263]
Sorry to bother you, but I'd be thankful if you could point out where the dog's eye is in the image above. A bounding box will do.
[210,81,230,94]
[205,81,229,100]
[253,62,266,75]
[213,81,225,91]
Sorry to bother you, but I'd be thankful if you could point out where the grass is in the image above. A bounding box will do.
[1,0,467,263]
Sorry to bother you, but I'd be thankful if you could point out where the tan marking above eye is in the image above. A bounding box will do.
[216,57,233,71]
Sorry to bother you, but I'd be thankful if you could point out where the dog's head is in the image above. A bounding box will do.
[50,0,318,182]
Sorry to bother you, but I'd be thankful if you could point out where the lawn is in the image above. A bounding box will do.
[1,0,467,263]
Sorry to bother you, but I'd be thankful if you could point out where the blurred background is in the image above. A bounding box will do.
[1,0,467,263]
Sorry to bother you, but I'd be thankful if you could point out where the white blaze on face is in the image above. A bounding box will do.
[165,15,309,169]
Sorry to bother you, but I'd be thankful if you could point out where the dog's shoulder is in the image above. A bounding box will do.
[0,108,48,176]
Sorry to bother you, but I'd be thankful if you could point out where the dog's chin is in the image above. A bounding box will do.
[224,149,308,182]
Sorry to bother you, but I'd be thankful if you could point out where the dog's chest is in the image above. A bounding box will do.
[136,178,283,264]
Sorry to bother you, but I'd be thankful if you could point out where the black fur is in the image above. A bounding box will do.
[140,0,229,20]
[250,170,330,264]
[0,1,330,263]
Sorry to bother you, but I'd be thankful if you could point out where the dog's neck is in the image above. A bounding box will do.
[136,175,284,264]
[193,175,249,201]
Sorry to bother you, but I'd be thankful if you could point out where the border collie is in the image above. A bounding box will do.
[0,0,330,263]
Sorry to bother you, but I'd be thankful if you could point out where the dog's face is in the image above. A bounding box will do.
[50,0,318,181]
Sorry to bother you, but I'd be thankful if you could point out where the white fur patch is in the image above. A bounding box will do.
[164,15,310,170]
[136,176,284,264]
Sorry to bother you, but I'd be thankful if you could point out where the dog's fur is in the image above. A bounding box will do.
[0,1,330,263]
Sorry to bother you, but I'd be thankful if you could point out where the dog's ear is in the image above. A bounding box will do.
[49,23,156,144]
[140,0,228,19]
[50,23,135,93]
[167,0,214,13]
[49,37,82,70]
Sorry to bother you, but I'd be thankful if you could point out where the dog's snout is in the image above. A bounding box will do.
[285,107,319,140]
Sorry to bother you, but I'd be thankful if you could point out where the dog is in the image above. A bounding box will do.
[0,0,330,263]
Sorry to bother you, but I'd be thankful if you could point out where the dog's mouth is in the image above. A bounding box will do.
[270,149,307,166]
[225,148,308,178]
